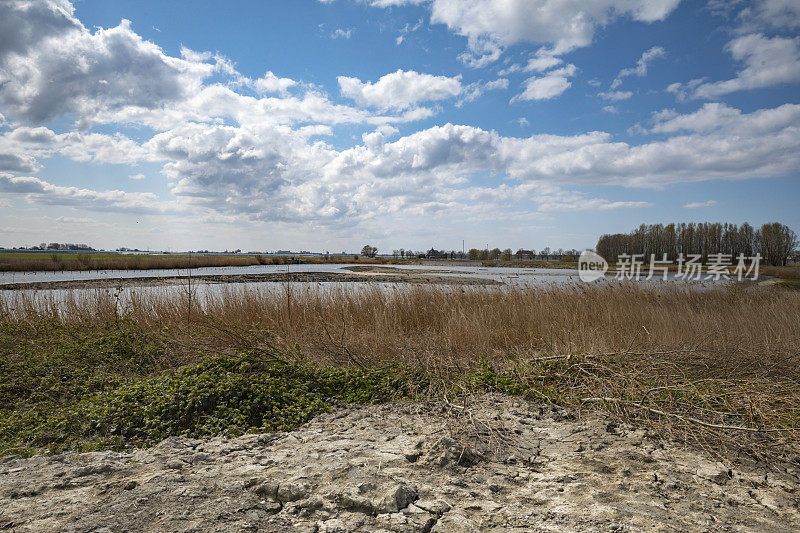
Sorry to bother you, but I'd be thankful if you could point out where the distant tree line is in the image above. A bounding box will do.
[29,242,95,251]
[596,222,798,266]
[383,247,581,261]
[468,247,579,261]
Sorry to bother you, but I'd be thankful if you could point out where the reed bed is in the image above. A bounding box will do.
[2,282,800,462]
[0,253,261,272]
[0,253,414,272]
[3,282,796,363]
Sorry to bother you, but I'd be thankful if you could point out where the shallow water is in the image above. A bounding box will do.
[0,263,575,286]
[0,263,728,313]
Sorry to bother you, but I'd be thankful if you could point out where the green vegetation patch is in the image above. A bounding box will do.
[0,322,426,456]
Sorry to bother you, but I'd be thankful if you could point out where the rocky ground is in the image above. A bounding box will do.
[2,398,799,532]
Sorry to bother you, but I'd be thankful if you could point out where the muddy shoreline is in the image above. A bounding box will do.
[0,271,503,291]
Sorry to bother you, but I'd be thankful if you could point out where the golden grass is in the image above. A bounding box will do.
[0,253,416,272]
[2,282,799,462]
[2,282,797,364]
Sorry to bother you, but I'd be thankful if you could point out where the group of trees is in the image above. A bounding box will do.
[468,248,511,261]
[389,249,467,259]
[360,245,378,258]
[596,222,798,266]
[29,243,95,251]
[463,247,579,261]
[382,247,580,261]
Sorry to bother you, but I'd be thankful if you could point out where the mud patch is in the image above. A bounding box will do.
[0,271,502,290]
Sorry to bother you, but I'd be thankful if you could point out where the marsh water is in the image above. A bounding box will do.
[0,262,730,313]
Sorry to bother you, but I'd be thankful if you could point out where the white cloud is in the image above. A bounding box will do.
[253,71,297,94]
[524,51,562,72]
[514,64,576,101]
[2,1,798,232]
[738,0,800,30]
[329,102,800,191]
[0,1,426,133]
[371,0,681,66]
[618,46,666,78]
[129,173,146,180]
[0,126,161,168]
[338,69,462,110]
[3,101,799,225]
[598,90,632,101]
[0,173,172,213]
[602,106,618,114]
[396,18,424,45]
[684,200,718,209]
[0,2,211,125]
[649,102,800,135]
[331,28,353,39]
[603,46,665,100]
[55,216,97,224]
[540,199,652,211]
[0,152,40,173]
[686,34,800,98]
[458,78,509,105]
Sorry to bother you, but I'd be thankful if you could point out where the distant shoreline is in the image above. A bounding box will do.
[0,270,504,290]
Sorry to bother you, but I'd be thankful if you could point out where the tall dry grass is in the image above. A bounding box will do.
[3,282,799,462]
[0,253,262,272]
[2,282,798,366]
[0,253,416,272]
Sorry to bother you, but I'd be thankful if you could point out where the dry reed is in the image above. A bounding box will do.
[2,282,799,463]
[0,253,415,272]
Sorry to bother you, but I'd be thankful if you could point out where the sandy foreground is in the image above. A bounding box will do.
[2,398,799,532]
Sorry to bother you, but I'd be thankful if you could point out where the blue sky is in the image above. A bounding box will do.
[0,0,798,253]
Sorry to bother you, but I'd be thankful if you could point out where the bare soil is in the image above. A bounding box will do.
[2,397,799,532]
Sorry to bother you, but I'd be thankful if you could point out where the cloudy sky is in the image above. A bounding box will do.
[0,0,798,253]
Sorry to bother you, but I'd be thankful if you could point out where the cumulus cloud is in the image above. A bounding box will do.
[513,64,576,101]
[0,152,40,173]
[0,1,424,133]
[322,103,800,196]
[0,173,171,213]
[253,71,298,94]
[680,34,800,99]
[370,0,681,66]
[2,0,799,231]
[338,69,462,110]
[649,102,800,135]
[0,2,211,125]
[0,126,160,167]
[524,52,563,72]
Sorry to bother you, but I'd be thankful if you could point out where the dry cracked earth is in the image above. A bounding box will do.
[2,397,799,532]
